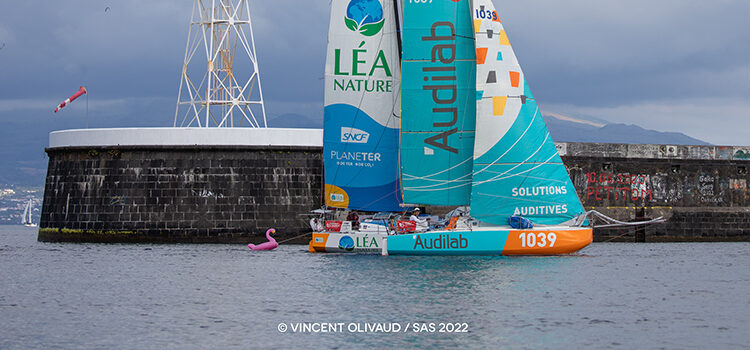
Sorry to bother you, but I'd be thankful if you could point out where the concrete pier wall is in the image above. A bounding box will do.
[560,142,750,241]
[39,145,323,243]
[39,128,750,243]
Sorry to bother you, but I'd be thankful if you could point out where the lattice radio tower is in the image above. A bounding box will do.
[175,0,267,128]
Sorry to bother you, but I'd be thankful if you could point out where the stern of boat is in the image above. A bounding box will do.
[309,232,330,253]
[503,227,593,255]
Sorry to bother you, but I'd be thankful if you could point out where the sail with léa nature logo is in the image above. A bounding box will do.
[400,0,476,206]
[323,0,403,212]
[469,0,585,226]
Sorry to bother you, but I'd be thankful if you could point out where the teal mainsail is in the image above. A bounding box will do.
[400,0,476,206]
[469,0,584,225]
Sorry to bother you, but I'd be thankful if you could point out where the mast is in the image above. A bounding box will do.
[392,0,403,59]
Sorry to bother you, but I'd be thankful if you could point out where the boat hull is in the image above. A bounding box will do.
[383,227,592,256]
[309,232,386,254]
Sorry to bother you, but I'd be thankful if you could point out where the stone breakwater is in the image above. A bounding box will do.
[39,141,750,243]
[39,146,322,243]
[560,143,750,242]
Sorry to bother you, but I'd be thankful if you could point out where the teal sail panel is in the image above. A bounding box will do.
[470,0,585,225]
[401,0,476,206]
[323,0,403,212]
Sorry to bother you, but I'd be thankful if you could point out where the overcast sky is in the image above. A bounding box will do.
[0,0,748,145]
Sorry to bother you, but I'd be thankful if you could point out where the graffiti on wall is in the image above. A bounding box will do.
[734,149,750,160]
[697,175,715,197]
[697,174,724,204]
[556,143,567,156]
[108,195,128,206]
[584,172,653,202]
[730,179,749,201]
[730,179,747,190]
[659,145,678,157]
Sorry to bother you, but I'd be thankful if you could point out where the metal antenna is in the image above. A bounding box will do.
[175,0,267,128]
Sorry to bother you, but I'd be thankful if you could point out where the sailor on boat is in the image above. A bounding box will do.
[409,208,430,232]
[346,211,360,230]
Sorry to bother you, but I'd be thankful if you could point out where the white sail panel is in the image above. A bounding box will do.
[323,0,403,212]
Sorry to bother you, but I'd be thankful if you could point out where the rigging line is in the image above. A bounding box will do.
[473,151,559,186]
[585,210,665,227]
[401,164,475,183]
[479,171,567,184]
[475,160,564,165]
[276,232,312,244]
[477,213,575,220]
[402,174,473,183]
[404,138,558,191]
[402,180,473,192]
[405,182,472,192]
[473,130,551,185]
[401,154,474,181]
[384,0,404,128]
[472,107,540,177]
[356,187,401,210]
[392,0,403,59]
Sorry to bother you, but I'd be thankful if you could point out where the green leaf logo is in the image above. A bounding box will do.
[345,17,359,32]
[344,0,385,37]
[358,19,385,37]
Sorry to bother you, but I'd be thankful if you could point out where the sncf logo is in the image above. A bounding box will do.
[341,127,370,143]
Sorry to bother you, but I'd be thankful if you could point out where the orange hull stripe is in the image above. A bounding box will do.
[503,229,593,255]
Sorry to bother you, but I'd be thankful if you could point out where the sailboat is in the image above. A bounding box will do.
[22,199,37,227]
[312,0,606,255]
[383,0,592,255]
[308,0,406,253]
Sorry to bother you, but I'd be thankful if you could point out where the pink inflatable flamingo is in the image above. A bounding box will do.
[248,228,278,251]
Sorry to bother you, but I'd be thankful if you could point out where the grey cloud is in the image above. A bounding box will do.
[0,0,747,143]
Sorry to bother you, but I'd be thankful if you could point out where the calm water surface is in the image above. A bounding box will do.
[1,226,748,349]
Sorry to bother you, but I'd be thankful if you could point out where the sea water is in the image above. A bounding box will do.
[1,226,748,349]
